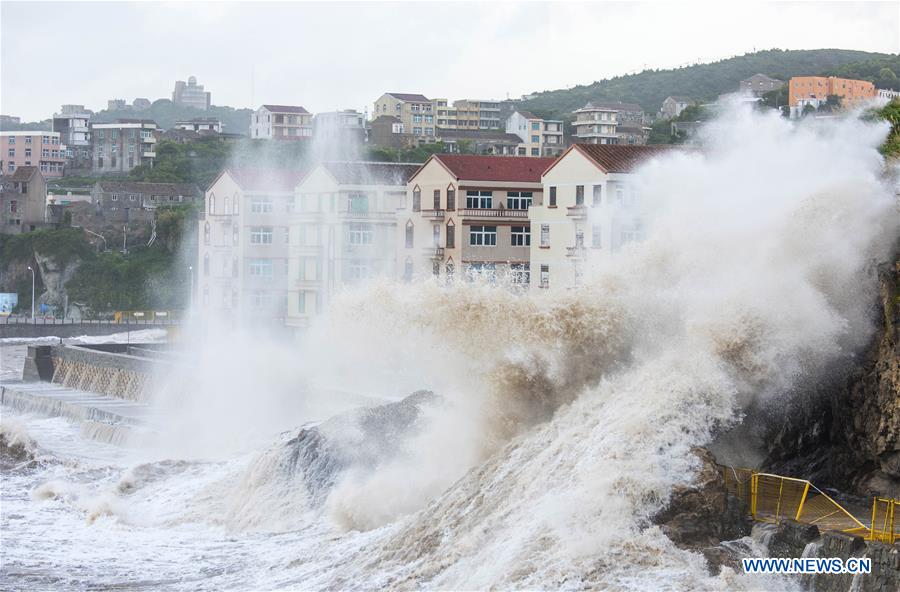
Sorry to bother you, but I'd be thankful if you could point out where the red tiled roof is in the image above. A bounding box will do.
[261,105,310,114]
[570,144,683,174]
[225,167,309,192]
[387,93,430,102]
[432,155,557,183]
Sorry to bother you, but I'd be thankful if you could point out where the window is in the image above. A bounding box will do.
[404,257,413,281]
[7,137,13,145]
[466,262,497,283]
[446,221,455,248]
[531,122,540,130]
[413,114,422,123]
[540,264,550,288]
[549,187,557,207]
[469,225,497,246]
[7,149,13,157]
[209,196,215,215]
[24,148,31,157]
[592,224,602,248]
[251,198,273,213]
[466,190,492,209]
[413,127,422,136]
[349,193,369,213]
[592,185,602,207]
[575,185,584,206]
[531,135,540,143]
[9,200,18,213]
[432,224,440,247]
[506,192,533,210]
[531,148,539,156]
[111,194,119,201]
[540,223,550,247]
[433,189,441,210]
[349,223,373,245]
[250,227,273,244]
[233,225,239,245]
[249,259,274,279]
[432,261,440,277]
[447,187,456,210]
[203,253,210,276]
[348,261,371,282]
[412,187,421,211]
[405,221,414,248]
[129,194,136,202]
[511,263,530,286]
[511,226,530,246]
[616,187,624,203]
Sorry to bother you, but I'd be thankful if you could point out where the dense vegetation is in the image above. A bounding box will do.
[516,49,895,120]
[871,99,900,157]
[91,99,253,135]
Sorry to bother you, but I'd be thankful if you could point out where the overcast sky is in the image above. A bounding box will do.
[2,1,898,122]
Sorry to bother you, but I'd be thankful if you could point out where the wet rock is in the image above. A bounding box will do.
[653,447,751,552]
[767,520,819,558]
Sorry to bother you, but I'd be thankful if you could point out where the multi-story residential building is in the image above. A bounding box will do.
[369,115,407,148]
[1,166,47,233]
[172,76,211,110]
[0,131,67,178]
[399,154,555,285]
[506,110,565,156]
[197,168,309,324]
[658,96,695,120]
[531,144,678,290]
[788,76,877,108]
[372,93,435,145]
[286,161,420,330]
[313,110,368,156]
[740,74,784,97]
[434,99,503,131]
[250,105,313,140]
[433,129,524,156]
[174,118,223,133]
[91,181,201,223]
[572,103,619,144]
[53,106,92,171]
[90,120,158,175]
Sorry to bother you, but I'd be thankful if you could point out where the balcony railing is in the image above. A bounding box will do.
[421,209,445,220]
[424,247,444,259]
[461,208,528,218]
[566,205,587,218]
[340,210,396,221]
[566,245,587,258]
[142,151,156,158]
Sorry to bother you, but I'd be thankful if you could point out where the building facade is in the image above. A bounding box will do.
[434,99,503,131]
[788,76,876,108]
[0,131,67,178]
[91,181,201,223]
[53,106,92,171]
[285,161,419,329]
[1,166,47,233]
[172,76,211,110]
[250,105,313,140]
[572,103,619,144]
[197,168,308,325]
[90,120,158,175]
[659,96,695,120]
[506,110,565,156]
[433,129,524,156]
[372,93,435,145]
[175,118,223,133]
[531,144,678,290]
[740,74,784,97]
[399,154,555,285]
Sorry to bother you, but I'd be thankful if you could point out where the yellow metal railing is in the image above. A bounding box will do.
[869,497,898,544]
[720,466,898,541]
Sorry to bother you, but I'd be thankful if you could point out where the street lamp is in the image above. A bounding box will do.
[26,266,35,321]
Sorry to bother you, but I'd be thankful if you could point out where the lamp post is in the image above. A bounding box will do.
[26,266,35,321]
[188,265,194,310]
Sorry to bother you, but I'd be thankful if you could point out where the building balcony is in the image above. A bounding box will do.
[294,278,322,288]
[340,210,397,221]
[461,208,528,219]
[566,205,588,219]
[424,247,444,259]
[421,209,445,220]
[142,136,157,144]
[142,151,156,158]
[566,245,587,258]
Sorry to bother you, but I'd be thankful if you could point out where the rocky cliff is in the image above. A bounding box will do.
[763,258,900,498]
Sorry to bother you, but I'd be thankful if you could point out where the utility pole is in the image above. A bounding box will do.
[123,224,127,253]
[188,265,194,310]
[26,265,35,321]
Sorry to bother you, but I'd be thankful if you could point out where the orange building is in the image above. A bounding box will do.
[788,76,876,107]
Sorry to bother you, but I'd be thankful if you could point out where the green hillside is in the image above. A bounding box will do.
[518,48,897,119]
[90,99,253,135]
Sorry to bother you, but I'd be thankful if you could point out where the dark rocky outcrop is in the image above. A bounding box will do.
[763,259,900,498]
[652,447,752,573]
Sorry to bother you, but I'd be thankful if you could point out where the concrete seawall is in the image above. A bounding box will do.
[0,322,176,339]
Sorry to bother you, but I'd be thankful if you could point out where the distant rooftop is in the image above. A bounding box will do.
[429,154,556,183]
[569,144,683,174]
[320,161,421,186]
[387,93,431,103]
[261,105,310,114]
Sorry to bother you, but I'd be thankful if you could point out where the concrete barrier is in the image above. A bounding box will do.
[0,322,175,339]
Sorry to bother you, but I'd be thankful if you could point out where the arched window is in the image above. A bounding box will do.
[232,192,239,215]
[446,219,455,249]
[232,224,239,245]
[446,257,455,283]
[203,222,210,245]
[209,195,216,215]
[405,220,414,248]
[412,186,421,212]
[203,252,210,276]
[447,185,456,210]
[224,196,231,215]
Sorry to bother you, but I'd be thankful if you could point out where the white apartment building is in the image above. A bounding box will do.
[197,168,308,325]
[250,105,313,140]
[531,144,679,290]
[399,154,555,285]
[506,110,565,156]
[572,103,619,144]
[285,161,420,330]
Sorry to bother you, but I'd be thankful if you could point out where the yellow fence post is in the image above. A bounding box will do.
[795,481,810,522]
[869,498,878,541]
[750,473,758,520]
